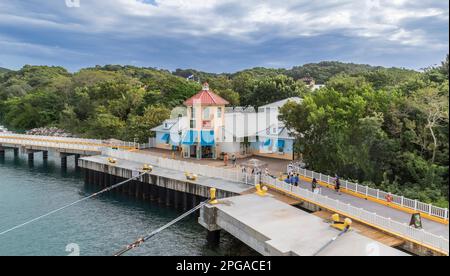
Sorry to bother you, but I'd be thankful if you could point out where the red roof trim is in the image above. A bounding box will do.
[184,89,229,106]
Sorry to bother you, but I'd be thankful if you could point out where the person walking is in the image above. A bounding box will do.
[311,178,318,192]
[334,175,341,195]
[224,153,229,166]
[231,154,237,167]
[293,173,299,186]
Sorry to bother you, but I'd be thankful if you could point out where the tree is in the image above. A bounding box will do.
[248,75,308,108]
[409,87,449,164]
[124,105,171,143]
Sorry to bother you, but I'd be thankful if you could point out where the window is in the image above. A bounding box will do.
[190,120,196,128]
[217,107,222,119]
[203,107,210,120]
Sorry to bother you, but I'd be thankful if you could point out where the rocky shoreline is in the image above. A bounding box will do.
[26,127,75,137]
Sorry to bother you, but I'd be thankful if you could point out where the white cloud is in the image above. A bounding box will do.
[0,0,447,48]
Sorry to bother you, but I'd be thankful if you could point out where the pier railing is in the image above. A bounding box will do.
[0,135,105,152]
[289,166,449,222]
[262,175,449,254]
[0,133,139,150]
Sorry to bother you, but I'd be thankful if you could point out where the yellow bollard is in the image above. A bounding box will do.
[209,188,218,204]
[142,164,153,172]
[331,213,340,223]
[255,184,268,196]
[330,214,352,231]
[344,218,352,228]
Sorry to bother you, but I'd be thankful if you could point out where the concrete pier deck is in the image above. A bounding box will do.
[200,193,409,256]
[79,155,253,197]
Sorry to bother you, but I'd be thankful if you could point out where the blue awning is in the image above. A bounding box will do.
[277,140,285,148]
[263,139,271,146]
[182,130,198,145]
[161,133,170,143]
[201,130,215,146]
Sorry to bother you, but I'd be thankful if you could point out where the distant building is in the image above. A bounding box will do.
[300,76,315,87]
[151,83,301,160]
[300,77,325,91]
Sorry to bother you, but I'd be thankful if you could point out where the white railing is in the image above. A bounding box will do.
[0,133,139,149]
[0,136,106,152]
[289,166,449,221]
[262,175,449,254]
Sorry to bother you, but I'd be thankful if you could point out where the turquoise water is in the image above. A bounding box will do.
[0,151,255,256]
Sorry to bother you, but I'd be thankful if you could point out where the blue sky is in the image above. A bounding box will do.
[0,0,448,72]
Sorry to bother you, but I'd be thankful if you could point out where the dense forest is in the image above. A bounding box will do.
[0,58,448,206]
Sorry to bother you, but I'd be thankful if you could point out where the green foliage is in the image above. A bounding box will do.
[280,56,449,206]
[125,105,171,143]
[0,59,448,206]
[248,75,309,108]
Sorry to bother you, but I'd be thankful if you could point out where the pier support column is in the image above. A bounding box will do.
[182,192,189,211]
[28,152,34,165]
[0,147,5,159]
[135,181,142,199]
[13,148,19,157]
[74,155,80,170]
[166,189,172,207]
[158,186,165,204]
[150,185,157,202]
[174,190,180,209]
[198,204,222,246]
[143,183,149,201]
[84,169,89,184]
[43,151,48,160]
[61,156,67,170]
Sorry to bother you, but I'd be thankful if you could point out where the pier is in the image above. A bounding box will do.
[1,134,448,256]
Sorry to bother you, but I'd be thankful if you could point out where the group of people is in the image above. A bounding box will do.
[223,153,237,167]
[284,172,300,186]
[284,171,341,195]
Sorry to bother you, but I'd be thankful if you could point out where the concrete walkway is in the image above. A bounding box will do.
[293,178,449,239]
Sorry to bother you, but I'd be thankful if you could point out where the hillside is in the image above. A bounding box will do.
[0,67,11,74]
[0,57,448,206]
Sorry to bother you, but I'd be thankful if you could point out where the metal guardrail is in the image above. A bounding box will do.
[262,175,449,254]
[288,166,449,221]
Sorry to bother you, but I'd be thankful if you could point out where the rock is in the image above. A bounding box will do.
[25,127,76,137]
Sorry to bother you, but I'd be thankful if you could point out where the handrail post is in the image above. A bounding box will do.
[429,203,432,215]
[401,196,404,206]
[414,200,418,211]
[365,186,368,197]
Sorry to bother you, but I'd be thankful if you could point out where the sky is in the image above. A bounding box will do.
[0,0,448,73]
